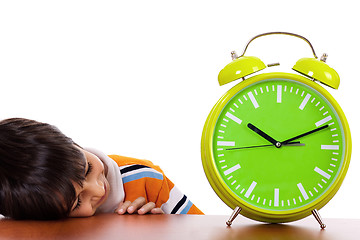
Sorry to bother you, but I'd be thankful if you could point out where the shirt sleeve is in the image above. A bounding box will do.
[114,159,203,215]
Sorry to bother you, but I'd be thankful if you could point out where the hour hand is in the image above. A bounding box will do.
[247,123,281,148]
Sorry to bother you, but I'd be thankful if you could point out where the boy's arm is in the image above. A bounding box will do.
[156,175,203,214]
[108,155,203,215]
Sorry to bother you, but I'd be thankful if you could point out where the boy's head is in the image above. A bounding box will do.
[0,118,86,220]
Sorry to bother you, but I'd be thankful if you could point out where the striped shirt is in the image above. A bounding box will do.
[108,155,203,215]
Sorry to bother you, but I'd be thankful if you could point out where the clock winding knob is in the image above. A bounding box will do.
[320,53,328,62]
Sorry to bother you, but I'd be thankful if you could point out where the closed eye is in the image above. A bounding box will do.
[73,197,82,210]
[73,161,92,212]
[86,162,93,176]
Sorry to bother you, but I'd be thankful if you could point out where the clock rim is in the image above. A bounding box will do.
[201,72,352,223]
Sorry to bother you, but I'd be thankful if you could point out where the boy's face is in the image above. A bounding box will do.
[68,149,110,217]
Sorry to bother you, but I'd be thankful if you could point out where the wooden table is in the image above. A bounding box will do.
[0,214,358,240]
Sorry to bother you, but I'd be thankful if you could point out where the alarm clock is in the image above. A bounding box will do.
[201,32,351,229]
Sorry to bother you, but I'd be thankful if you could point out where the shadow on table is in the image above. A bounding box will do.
[214,222,326,240]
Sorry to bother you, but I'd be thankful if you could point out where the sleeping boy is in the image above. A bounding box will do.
[0,118,203,220]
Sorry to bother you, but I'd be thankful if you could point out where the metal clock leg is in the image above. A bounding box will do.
[311,209,326,229]
[226,206,242,226]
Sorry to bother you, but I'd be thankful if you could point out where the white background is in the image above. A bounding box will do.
[1,1,359,220]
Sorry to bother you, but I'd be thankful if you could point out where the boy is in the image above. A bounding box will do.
[0,118,203,220]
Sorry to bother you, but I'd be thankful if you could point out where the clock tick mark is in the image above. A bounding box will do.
[225,112,242,125]
[297,183,309,200]
[245,181,257,198]
[314,167,331,179]
[274,188,279,207]
[299,93,311,110]
[223,164,241,176]
[277,85,282,103]
[248,92,259,109]
[315,115,332,127]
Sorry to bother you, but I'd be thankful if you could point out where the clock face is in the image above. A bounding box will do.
[211,78,346,212]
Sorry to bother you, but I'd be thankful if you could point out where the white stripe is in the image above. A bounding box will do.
[217,141,235,146]
[274,188,279,207]
[245,181,257,198]
[297,183,309,200]
[160,186,185,214]
[277,85,282,103]
[177,198,190,214]
[248,92,259,109]
[321,145,339,150]
[299,93,311,110]
[314,167,331,179]
[224,164,241,176]
[225,112,242,125]
[315,116,332,127]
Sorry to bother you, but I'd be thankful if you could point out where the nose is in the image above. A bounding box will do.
[83,176,105,200]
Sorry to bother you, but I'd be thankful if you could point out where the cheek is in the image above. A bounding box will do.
[94,159,105,174]
[70,205,96,218]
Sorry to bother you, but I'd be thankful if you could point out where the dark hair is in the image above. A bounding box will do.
[0,118,85,220]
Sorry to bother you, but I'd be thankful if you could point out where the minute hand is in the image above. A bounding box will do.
[281,125,329,144]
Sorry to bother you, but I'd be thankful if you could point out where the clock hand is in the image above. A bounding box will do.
[226,141,304,151]
[247,123,281,148]
[281,125,329,144]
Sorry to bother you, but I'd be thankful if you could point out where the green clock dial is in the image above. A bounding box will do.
[202,72,351,223]
[213,77,344,212]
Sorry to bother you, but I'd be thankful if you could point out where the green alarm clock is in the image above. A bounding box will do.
[201,32,351,228]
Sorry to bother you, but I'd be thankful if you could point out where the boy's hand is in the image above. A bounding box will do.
[115,197,164,215]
